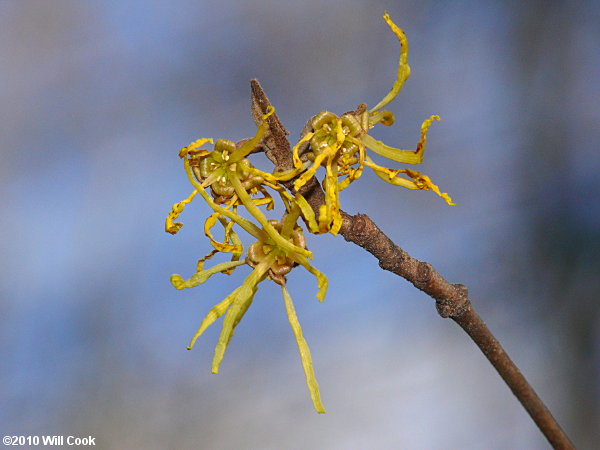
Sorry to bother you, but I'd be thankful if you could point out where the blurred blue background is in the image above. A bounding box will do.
[1,1,599,448]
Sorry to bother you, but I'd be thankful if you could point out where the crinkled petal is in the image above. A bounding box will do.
[370,13,411,113]
[252,187,275,210]
[293,149,330,191]
[294,119,344,192]
[337,137,366,191]
[220,216,243,271]
[321,157,342,235]
[165,190,198,234]
[179,138,214,158]
[292,132,314,170]
[369,110,395,127]
[204,212,244,254]
[365,156,454,205]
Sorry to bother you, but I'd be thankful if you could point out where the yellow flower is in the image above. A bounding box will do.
[166,106,312,260]
[166,109,327,412]
[195,139,266,204]
[292,12,454,236]
[171,208,328,413]
[166,11,455,415]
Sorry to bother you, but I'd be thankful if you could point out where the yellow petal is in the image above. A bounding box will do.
[404,169,455,205]
[280,203,303,239]
[294,120,344,192]
[369,13,411,113]
[221,216,243,272]
[196,249,219,271]
[165,190,197,234]
[184,158,267,241]
[211,261,271,373]
[231,106,274,162]
[292,132,314,170]
[361,115,440,165]
[293,255,328,303]
[293,149,330,191]
[247,164,301,184]
[229,172,313,259]
[369,110,395,127]
[281,285,325,413]
[204,212,244,254]
[211,285,257,373]
[365,156,454,205]
[293,193,321,234]
[179,138,214,158]
[170,260,247,290]
[337,137,366,191]
[186,288,238,350]
[321,158,342,235]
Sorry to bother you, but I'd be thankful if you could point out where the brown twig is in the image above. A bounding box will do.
[250,79,575,449]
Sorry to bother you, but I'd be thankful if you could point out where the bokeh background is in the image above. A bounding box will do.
[1,1,599,449]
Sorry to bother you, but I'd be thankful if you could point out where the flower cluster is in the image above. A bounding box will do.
[290,13,453,235]
[165,12,452,413]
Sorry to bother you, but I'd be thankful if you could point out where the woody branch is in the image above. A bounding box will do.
[250,79,574,450]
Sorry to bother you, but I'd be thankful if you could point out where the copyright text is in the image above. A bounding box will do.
[3,435,96,446]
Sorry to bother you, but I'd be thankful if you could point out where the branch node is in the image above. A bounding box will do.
[453,283,469,298]
[352,214,369,236]
[435,284,471,318]
[415,261,432,289]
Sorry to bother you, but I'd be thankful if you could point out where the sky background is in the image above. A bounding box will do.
[1,1,599,449]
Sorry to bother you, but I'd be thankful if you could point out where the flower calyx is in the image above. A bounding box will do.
[247,220,306,286]
[193,139,266,204]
